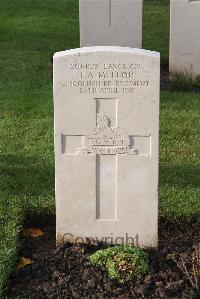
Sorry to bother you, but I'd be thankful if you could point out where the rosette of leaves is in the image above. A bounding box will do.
[89,245,150,283]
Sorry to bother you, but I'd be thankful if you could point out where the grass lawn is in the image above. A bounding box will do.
[0,0,199,296]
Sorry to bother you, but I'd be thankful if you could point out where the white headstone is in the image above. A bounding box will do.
[79,0,142,48]
[54,47,160,248]
[170,0,200,76]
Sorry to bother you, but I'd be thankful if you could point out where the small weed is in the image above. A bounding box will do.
[170,71,200,92]
[89,245,150,283]
[194,74,200,87]
[170,244,200,292]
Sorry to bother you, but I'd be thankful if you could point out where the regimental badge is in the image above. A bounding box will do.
[82,113,137,155]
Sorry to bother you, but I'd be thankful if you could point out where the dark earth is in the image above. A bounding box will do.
[7,218,200,298]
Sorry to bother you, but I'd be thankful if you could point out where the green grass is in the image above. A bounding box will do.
[160,92,200,220]
[0,0,199,296]
[0,197,21,295]
[143,0,169,64]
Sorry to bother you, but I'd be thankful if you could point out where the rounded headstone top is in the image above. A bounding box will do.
[53,46,160,59]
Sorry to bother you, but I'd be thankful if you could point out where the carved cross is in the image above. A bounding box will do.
[62,98,150,220]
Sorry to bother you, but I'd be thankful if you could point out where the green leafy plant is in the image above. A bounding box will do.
[89,245,150,283]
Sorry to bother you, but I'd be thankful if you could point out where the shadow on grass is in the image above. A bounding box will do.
[0,153,55,225]
[160,164,200,188]
[0,153,54,196]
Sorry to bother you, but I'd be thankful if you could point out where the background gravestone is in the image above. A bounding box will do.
[54,47,160,247]
[79,0,142,48]
[170,0,200,76]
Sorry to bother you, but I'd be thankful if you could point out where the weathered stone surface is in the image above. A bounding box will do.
[79,0,142,48]
[54,47,160,247]
[170,0,200,76]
